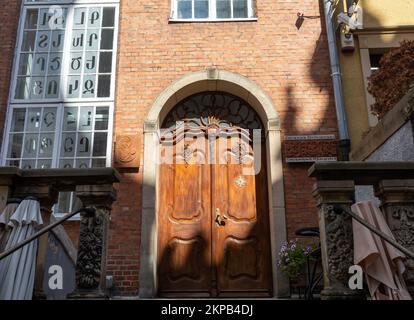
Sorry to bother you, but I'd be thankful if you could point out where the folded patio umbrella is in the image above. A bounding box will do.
[0,199,43,300]
[0,202,20,252]
[351,201,412,300]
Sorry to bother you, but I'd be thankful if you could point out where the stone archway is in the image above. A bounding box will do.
[140,69,288,298]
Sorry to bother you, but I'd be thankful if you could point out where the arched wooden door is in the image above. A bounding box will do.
[157,92,273,297]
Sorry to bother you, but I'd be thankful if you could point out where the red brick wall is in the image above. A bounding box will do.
[111,0,338,295]
[0,0,21,150]
[107,177,141,296]
[62,221,80,249]
[0,0,338,296]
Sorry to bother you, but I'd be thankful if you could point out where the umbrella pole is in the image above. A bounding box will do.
[0,207,95,261]
[333,205,414,260]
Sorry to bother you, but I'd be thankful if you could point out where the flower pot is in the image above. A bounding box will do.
[289,266,307,299]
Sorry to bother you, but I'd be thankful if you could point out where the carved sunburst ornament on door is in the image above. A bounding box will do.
[201,115,224,129]
[234,175,248,188]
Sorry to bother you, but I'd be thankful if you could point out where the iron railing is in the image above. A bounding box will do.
[0,206,95,261]
[333,205,414,260]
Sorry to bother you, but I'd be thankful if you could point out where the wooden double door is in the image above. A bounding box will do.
[157,92,273,297]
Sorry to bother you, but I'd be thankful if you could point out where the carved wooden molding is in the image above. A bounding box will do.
[114,134,141,168]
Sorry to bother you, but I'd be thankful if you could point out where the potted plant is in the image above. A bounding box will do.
[278,240,315,298]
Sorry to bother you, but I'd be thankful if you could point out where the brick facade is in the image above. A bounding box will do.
[110,0,337,295]
[0,0,338,296]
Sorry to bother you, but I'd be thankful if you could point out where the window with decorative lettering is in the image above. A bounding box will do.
[4,2,118,167]
[15,8,67,100]
[13,3,117,102]
[67,6,116,99]
[5,104,111,169]
[2,1,119,217]
[6,106,58,169]
[59,105,110,169]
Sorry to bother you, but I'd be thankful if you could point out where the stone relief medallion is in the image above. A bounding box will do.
[114,134,141,168]
[234,175,247,188]
[118,136,136,163]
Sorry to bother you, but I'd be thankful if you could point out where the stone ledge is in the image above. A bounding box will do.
[308,161,414,185]
[350,87,414,161]
[0,168,121,190]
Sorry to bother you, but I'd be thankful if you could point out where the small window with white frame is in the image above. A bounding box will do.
[170,0,256,21]
[2,0,119,219]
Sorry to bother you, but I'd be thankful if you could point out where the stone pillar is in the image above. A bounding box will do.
[375,179,414,296]
[267,127,290,298]
[69,184,116,299]
[139,123,158,298]
[312,180,364,300]
[13,185,59,299]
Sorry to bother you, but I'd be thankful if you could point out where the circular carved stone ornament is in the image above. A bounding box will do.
[114,134,141,168]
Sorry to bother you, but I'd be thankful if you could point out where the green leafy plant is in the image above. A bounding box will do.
[367,40,414,119]
[278,240,315,280]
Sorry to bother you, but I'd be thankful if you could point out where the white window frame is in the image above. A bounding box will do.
[11,3,119,104]
[2,102,114,167]
[1,1,119,219]
[170,0,257,22]
[3,102,115,219]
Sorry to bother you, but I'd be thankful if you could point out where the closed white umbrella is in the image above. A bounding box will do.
[0,201,20,252]
[352,201,412,300]
[0,198,43,300]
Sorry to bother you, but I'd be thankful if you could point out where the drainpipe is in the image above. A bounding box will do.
[323,0,351,161]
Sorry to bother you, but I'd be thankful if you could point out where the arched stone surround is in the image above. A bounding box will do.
[139,69,288,298]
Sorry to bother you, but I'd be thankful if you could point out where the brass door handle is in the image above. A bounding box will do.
[215,208,228,226]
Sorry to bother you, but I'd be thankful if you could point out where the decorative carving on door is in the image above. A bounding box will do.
[163,92,263,132]
[167,237,205,281]
[224,237,260,280]
[158,92,272,297]
[182,144,193,165]
[166,162,204,222]
[230,143,251,164]
[234,175,248,188]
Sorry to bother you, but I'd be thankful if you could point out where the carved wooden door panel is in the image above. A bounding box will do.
[213,133,273,297]
[158,92,273,297]
[157,135,212,296]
